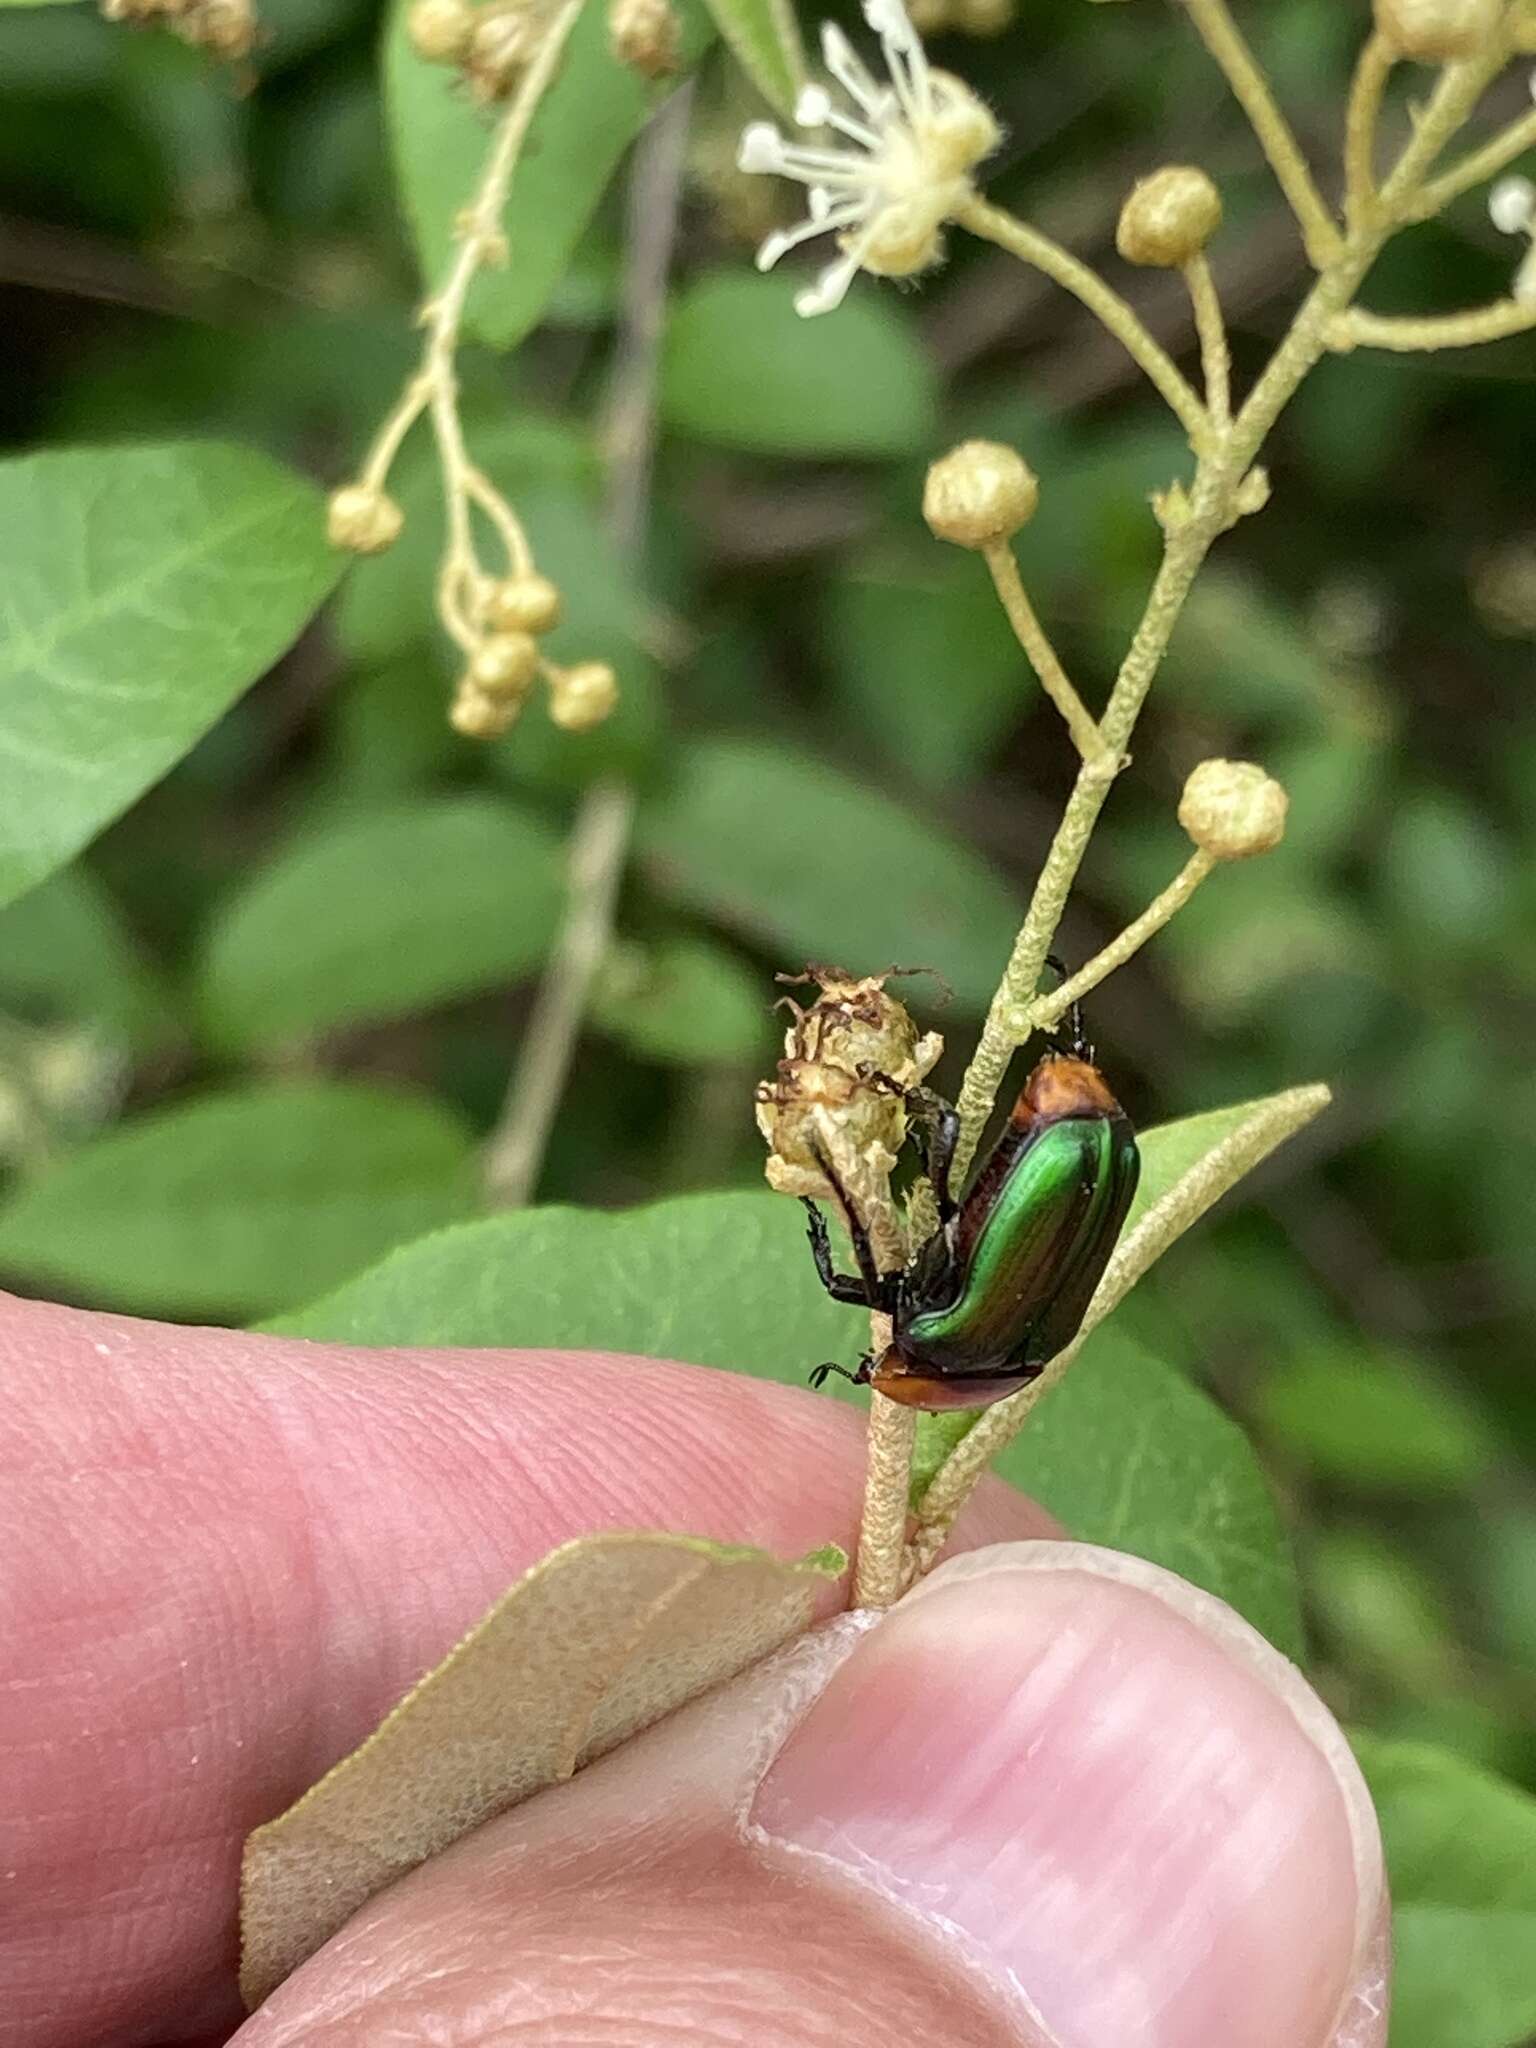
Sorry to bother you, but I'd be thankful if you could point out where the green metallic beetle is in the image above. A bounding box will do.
[803,979,1139,1412]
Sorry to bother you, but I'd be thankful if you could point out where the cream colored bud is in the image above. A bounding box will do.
[486,572,563,635]
[469,632,540,699]
[326,484,404,555]
[408,0,476,61]
[450,683,517,740]
[1116,165,1223,267]
[548,660,619,731]
[467,2,541,96]
[906,0,950,28]
[1372,0,1500,59]
[923,440,1039,549]
[1510,1,1536,53]
[180,0,254,56]
[608,0,680,76]
[1178,758,1289,861]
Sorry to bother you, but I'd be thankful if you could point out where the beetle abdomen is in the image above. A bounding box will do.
[902,1115,1113,1371]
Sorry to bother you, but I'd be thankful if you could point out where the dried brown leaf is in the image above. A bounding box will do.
[239,1530,845,2009]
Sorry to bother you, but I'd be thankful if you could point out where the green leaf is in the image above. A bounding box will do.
[0,443,339,911]
[1256,1342,1497,1494]
[1352,1735,1536,2048]
[824,556,1029,790]
[997,1337,1303,1657]
[700,0,803,113]
[592,934,773,1066]
[196,796,563,1050]
[0,865,174,1049]
[271,1188,857,1364]
[273,1188,1300,1646]
[385,0,714,351]
[0,1081,476,1318]
[661,271,939,457]
[637,737,1022,1010]
[240,1531,842,2009]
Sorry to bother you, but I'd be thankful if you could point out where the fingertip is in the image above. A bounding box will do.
[754,1541,1384,2048]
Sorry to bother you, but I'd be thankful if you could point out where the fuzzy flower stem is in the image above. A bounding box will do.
[1410,101,1536,218]
[1344,33,1395,227]
[981,541,1106,761]
[1179,0,1344,266]
[856,1339,915,1610]
[1030,851,1217,1035]
[954,194,1213,446]
[358,0,584,647]
[483,85,694,1205]
[1333,298,1536,347]
[1183,252,1231,425]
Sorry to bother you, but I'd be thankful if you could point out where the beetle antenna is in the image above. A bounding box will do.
[1041,954,1092,1063]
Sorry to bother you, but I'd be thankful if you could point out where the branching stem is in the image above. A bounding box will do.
[1183,252,1231,425]
[981,542,1106,761]
[909,25,1520,1574]
[483,85,694,1205]
[1345,34,1395,227]
[1179,0,1344,265]
[955,195,1212,446]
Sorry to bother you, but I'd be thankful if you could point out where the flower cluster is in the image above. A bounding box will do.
[407,0,561,101]
[756,967,942,1256]
[99,0,254,61]
[736,0,998,316]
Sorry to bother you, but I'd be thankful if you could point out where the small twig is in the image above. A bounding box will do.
[955,193,1213,445]
[980,542,1106,760]
[1331,298,1536,350]
[1030,850,1217,1033]
[1344,34,1395,228]
[1178,0,1344,266]
[482,86,695,1207]
[1183,252,1231,425]
[1410,101,1536,219]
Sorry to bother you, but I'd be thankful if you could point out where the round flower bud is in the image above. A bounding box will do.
[326,484,404,555]
[486,572,563,635]
[1178,759,1289,861]
[469,632,540,700]
[954,0,1015,36]
[548,660,619,732]
[1372,0,1500,60]
[181,0,255,57]
[407,0,476,61]
[923,439,1039,550]
[450,683,517,740]
[1116,166,1223,267]
[467,2,541,96]
[608,0,680,77]
[1509,1,1536,53]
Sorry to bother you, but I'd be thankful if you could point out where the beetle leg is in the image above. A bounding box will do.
[809,1354,874,1390]
[1042,952,1092,1063]
[800,1198,876,1307]
[904,1085,962,1224]
[808,1142,900,1314]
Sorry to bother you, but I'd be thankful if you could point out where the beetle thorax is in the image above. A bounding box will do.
[1015,1053,1120,1125]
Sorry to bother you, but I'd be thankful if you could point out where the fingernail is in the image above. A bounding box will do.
[751,1541,1383,2048]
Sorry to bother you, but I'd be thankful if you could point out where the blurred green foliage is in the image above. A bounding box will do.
[2,0,1535,2035]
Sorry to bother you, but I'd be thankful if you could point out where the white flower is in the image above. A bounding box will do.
[736,0,999,317]
[1489,170,1536,306]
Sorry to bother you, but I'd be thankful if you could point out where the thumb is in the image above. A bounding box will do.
[235,1541,1388,2048]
